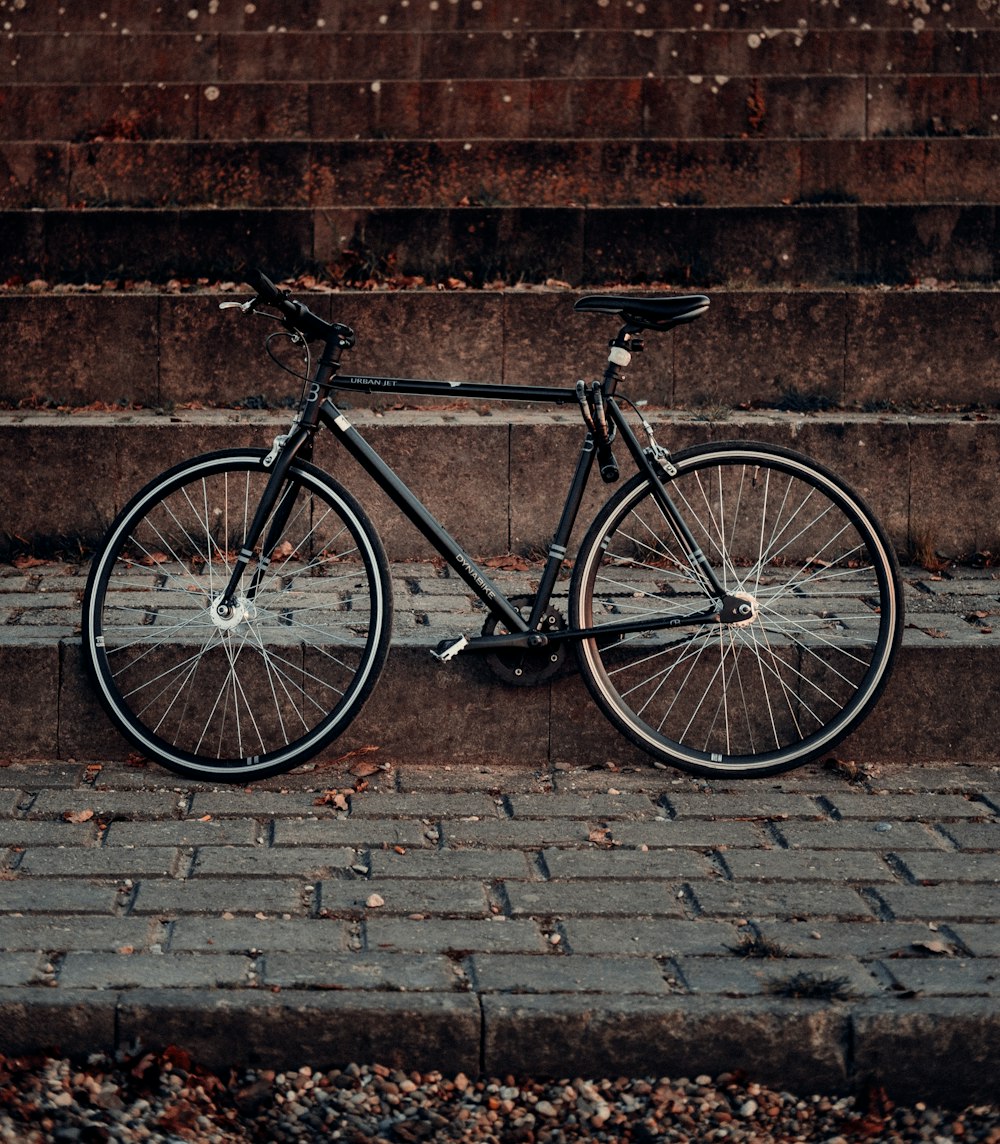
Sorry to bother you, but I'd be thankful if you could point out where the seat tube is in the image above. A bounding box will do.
[529,432,596,627]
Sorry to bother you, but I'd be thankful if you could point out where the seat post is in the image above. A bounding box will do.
[601,324,641,396]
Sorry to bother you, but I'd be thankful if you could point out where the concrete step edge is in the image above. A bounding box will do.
[0,988,997,1108]
[3,75,999,147]
[5,204,997,288]
[4,138,999,213]
[10,0,1000,31]
[2,629,997,766]
[5,285,998,410]
[3,409,998,562]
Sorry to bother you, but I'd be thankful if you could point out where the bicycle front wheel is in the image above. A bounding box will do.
[571,442,902,778]
[82,449,392,781]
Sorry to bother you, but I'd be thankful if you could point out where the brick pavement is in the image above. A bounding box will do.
[0,755,997,1104]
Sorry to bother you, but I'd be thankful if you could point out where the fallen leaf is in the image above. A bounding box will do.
[366,893,385,908]
[348,758,382,778]
[588,827,616,848]
[162,1045,192,1072]
[314,790,349,810]
[482,554,531,571]
[824,755,861,781]
[911,939,952,956]
[317,744,382,773]
[63,809,94,823]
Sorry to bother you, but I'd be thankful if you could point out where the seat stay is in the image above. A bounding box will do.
[606,400,729,601]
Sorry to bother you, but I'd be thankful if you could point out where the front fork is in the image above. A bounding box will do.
[214,335,345,616]
[213,426,313,618]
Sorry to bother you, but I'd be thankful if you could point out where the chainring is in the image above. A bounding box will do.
[482,595,567,686]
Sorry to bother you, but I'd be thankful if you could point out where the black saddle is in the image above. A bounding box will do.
[575,293,709,332]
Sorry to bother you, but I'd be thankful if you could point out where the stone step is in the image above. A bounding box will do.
[10,0,1000,33]
[2,287,996,410]
[3,76,999,143]
[6,27,1000,86]
[4,137,999,210]
[5,203,998,285]
[3,408,997,564]
[2,559,997,766]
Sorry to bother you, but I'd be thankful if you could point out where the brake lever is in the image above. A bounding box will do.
[219,295,259,313]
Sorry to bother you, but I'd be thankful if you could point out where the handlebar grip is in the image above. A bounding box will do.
[246,268,343,344]
[247,267,284,306]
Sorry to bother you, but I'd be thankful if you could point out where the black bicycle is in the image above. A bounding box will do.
[82,271,903,782]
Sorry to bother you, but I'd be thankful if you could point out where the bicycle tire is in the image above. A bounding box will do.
[571,441,902,778]
[82,449,392,781]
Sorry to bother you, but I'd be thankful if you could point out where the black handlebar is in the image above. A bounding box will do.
[247,269,355,348]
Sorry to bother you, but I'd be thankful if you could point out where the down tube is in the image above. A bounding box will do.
[320,401,527,632]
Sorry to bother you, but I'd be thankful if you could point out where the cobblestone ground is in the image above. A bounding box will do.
[0,756,997,1108]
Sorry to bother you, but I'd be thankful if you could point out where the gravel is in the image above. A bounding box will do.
[2,1051,1000,1143]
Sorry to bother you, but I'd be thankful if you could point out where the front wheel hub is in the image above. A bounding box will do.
[210,595,255,630]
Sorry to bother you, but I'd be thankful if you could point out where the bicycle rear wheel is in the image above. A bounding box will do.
[83,449,392,781]
[571,442,902,777]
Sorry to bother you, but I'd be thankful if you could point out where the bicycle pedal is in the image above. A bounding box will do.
[431,635,468,663]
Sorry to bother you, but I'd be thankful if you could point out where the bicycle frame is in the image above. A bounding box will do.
[216,360,729,658]
[86,276,900,782]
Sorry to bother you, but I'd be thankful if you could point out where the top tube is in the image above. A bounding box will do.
[334,375,579,405]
